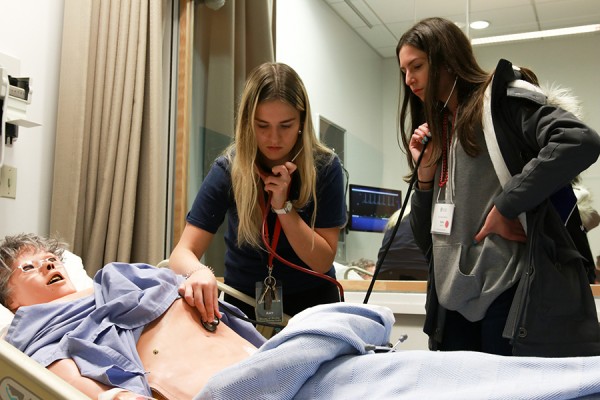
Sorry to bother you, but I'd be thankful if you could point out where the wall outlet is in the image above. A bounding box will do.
[0,165,17,199]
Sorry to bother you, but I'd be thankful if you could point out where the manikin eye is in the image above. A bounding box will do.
[21,264,36,272]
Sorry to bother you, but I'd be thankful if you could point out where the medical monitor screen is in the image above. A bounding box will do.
[348,184,402,233]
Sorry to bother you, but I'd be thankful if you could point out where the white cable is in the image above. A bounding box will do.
[442,76,458,109]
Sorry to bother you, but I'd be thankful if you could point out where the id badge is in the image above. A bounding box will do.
[255,280,283,323]
[431,202,455,235]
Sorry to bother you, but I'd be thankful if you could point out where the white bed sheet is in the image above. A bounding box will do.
[196,302,600,400]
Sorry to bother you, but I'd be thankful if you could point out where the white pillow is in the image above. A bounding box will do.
[0,250,93,336]
[61,250,94,291]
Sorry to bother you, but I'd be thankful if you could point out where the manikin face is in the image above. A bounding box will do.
[6,248,77,311]
[254,99,302,167]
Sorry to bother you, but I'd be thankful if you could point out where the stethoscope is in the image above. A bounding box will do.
[258,187,345,302]
[363,138,430,304]
[211,169,346,331]
[364,78,457,303]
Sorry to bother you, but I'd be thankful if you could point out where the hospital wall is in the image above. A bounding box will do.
[0,0,64,239]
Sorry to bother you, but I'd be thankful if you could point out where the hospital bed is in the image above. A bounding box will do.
[333,261,374,280]
[0,338,89,400]
[0,255,289,399]
[343,264,373,279]
[3,256,600,399]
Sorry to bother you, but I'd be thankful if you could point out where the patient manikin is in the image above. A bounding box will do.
[1,236,259,400]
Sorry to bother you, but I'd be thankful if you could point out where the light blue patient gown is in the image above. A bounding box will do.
[6,262,265,397]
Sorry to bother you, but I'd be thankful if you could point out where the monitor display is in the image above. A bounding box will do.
[348,184,402,233]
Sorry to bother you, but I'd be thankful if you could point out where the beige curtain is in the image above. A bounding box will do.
[50,0,167,275]
[173,0,275,274]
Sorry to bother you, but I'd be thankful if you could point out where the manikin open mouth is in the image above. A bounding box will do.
[47,273,64,285]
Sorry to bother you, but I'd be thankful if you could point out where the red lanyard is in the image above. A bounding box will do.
[254,181,346,301]
[439,110,457,188]
[257,193,282,267]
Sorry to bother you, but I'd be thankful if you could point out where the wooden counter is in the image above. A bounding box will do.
[341,280,600,296]
[340,280,427,293]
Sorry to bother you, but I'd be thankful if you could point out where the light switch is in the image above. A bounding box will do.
[0,165,17,199]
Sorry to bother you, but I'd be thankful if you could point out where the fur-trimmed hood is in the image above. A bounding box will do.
[542,82,583,120]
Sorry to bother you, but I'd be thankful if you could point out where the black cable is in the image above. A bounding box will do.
[363,140,430,304]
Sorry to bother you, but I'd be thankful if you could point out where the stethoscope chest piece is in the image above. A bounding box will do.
[201,317,220,332]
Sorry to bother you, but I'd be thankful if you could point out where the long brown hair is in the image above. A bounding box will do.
[396,17,490,180]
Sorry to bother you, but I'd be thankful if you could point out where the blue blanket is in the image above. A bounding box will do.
[196,302,600,400]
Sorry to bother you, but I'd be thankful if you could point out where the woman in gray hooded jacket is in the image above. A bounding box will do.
[396,17,600,357]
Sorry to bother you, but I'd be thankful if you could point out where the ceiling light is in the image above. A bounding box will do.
[471,24,600,45]
[344,0,376,29]
[470,20,489,30]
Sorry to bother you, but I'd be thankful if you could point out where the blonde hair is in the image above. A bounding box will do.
[225,62,334,248]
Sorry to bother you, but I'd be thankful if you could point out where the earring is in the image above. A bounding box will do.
[298,130,302,135]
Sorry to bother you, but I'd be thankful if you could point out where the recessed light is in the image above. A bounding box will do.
[470,20,490,30]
